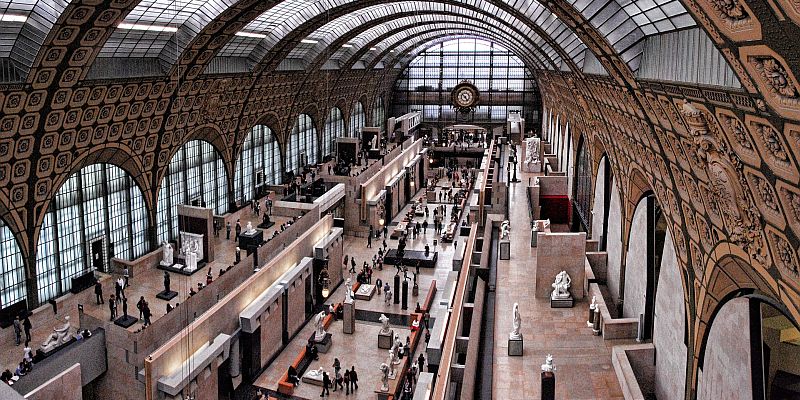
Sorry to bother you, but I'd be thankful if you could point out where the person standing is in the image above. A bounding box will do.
[343,368,351,395]
[349,366,358,391]
[109,295,117,321]
[332,358,342,392]
[213,219,220,237]
[12,316,21,346]
[123,267,130,287]
[142,301,152,326]
[136,296,146,320]
[23,315,31,345]
[235,219,242,239]
[226,221,231,240]
[417,353,425,374]
[94,280,104,305]
[321,371,331,397]
[367,232,372,248]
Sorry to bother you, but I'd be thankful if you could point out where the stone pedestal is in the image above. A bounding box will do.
[114,315,138,328]
[156,290,178,301]
[541,371,555,400]
[313,333,333,353]
[354,284,376,301]
[499,240,511,260]
[238,230,263,254]
[378,329,394,349]
[550,295,574,308]
[343,302,355,334]
[508,336,523,356]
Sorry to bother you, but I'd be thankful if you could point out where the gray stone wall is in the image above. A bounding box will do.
[697,297,751,400]
[623,199,648,319]
[606,179,623,306]
[653,232,687,400]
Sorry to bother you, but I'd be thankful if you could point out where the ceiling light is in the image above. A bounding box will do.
[301,39,318,44]
[118,22,178,33]
[235,31,267,39]
[0,14,28,23]
[342,44,353,48]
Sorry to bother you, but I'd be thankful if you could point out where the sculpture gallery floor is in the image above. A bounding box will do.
[0,207,290,378]
[254,188,460,397]
[492,160,629,399]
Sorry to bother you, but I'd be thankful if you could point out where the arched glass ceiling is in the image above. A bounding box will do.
[338,24,547,70]
[327,15,552,67]
[287,6,563,68]
[295,14,555,69]
[214,0,586,69]
[0,0,69,79]
[98,0,235,60]
[368,29,537,70]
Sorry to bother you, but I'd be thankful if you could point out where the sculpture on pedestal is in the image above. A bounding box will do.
[379,363,390,391]
[551,271,572,300]
[314,311,327,341]
[306,367,325,381]
[500,220,511,240]
[379,314,390,334]
[40,316,72,353]
[391,335,402,364]
[509,303,522,340]
[161,241,173,266]
[185,250,198,272]
[245,221,256,235]
[541,354,555,372]
[344,278,354,304]
[163,271,171,293]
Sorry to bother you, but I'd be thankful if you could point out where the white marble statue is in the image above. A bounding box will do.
[23,347,32,362]
[551,271,572,300]
[390,335,401,365]
[510,302,522,340]
[541,354,555,372]
[344,278,354,304]
[379,314,391,334]
[306,367,325,381]
[245,221,256,235]
[587,296,598,327]
[314,311,327,341]
[388,350,397,378]
[161,241,173,266]
[380,363,390,391]
[41,316,72,353]
[185,251,198,272]
[500,220,511,240]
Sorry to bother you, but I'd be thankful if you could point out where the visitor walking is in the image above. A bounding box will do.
[109,295,117,320]
[226,221,231,240]
[12,316,21,346]
[94,280,104,304]
[350,366,358,390]
[23,315,31,346]
[320,371,331,397]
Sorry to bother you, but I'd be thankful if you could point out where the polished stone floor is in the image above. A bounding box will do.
[492,158,627,400]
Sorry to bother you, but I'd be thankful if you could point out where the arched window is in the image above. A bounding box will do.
[394,38,538,124]
[324,108,344,158]
[349,101,365,137]
[0,220,25,308]
[373,98,385,131]
[573,135,592,232]
[288,114,317,174]
[37,164,149,304]
[235,125,281,204]
[157,140,228,242]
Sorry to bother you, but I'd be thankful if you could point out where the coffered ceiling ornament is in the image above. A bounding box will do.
[680,102,768,266]
[741,47,800,120]
[776,0,800,27]
[699,0,762,41]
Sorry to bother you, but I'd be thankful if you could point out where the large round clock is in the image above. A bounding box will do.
[451,80,479,113]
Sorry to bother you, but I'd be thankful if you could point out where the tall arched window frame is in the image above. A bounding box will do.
[349,101,365,137]
[373,98,385,131]
[324,108,345,158]
[288,114,318,175]
[36,164,149,304]
[234,125,281,204]
[0,220,26,309]
[157,140,228,242]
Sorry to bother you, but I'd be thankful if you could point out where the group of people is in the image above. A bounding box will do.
[318,358,359,397]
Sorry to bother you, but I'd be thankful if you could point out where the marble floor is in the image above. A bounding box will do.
[491,153,628,399]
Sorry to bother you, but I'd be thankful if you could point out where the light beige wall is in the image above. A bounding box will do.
[623,199,648,319]
[259,298,283,366]
[653,232,687,400]
[697,297,751,400]
[606,178,622,306]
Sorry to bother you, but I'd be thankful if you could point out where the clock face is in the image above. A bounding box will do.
[451,82,479,111]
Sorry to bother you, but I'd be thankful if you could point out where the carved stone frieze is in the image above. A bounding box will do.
[776,182,800,240]
[765,226,800,289]
[744,168,786,229]
[746,116,799,183]
[694,0,761,41]
[716,110,760,167]
[741,47,800,120]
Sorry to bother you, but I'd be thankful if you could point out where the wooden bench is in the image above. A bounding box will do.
[277,303,343,395]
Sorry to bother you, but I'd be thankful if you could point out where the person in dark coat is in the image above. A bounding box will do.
[23,315,32,345]
[142,302,152,326]
[94,280,104,304]
[109,295,117,321]
[349,366,358,390]
[320,371,331,397]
